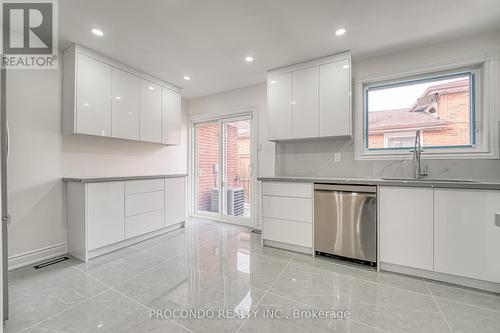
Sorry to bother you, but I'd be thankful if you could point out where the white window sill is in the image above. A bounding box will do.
[356,149,499,161]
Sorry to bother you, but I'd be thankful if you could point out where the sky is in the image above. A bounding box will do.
[368,76,467,112]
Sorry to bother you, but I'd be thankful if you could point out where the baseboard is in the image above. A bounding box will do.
[380,262,500,294]
[263,239,313,255]
[87,222,185,260]
[8,243,68,271]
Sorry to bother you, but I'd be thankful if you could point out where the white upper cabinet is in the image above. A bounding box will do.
[292,67,319,139]
[111,68,140,140]
[267,52,351,141]
[75,53,112,136]
[434,188,500,284]
[140,79,162,143]
[162,87,182,145]
[63,44,181,145]
[319,59,351,136]
[268,72,292,140]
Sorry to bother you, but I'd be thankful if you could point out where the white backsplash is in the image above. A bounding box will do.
[276,138,500,181]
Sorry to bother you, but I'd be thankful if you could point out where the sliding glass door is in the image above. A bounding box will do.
[194,115,252,225]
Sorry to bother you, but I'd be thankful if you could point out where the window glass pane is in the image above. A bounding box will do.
[367,74,473,150]
[195,123,220,214]
[222,120,251,218]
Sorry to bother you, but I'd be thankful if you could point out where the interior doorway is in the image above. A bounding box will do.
[193,114,253,226]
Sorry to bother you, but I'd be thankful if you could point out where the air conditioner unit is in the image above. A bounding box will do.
[210,187,245,216]
[210,188,219,212]
[227,187,245,216]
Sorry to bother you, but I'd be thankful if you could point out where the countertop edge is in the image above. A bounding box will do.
[63,174,188,183]
[257,176,500,190]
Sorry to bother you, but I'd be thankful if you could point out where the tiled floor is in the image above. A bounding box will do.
[4,217,500,332]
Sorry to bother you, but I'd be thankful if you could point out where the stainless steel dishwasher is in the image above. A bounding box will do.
[314,184,377,267]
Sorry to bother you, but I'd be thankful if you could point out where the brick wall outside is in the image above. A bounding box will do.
[196,124,249,212]
[424,91,470,147]
[196,123,220,211]
[368,90,470,149]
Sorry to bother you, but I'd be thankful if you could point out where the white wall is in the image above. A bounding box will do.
[7,60,188,267]
[277,31,500,179]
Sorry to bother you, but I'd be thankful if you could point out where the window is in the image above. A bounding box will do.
[365,72,475,151]
[384,131,421,148]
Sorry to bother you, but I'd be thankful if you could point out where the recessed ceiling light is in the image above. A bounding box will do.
[183,75,192,81]
[342,64,350,69]
[335,28,346,36]
[147,86,155,91]
[245,56,254,63]
[270,80,276,84]
[90,28,104,36]
[114,96,122,100]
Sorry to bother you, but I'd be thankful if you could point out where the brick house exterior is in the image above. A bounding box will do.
[368,79,470,149]
[196,123,250,212]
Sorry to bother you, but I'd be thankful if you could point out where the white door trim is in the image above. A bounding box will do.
[190,108,257,227]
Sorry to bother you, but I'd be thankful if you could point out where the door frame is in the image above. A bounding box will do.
[190,108,257,227]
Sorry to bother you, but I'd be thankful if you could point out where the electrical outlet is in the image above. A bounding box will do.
[334,152,341,162]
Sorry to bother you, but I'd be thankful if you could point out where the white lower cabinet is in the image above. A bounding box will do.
[379,187,434,271]
[66,176,186,260]
[126,191,164,217]
[165,177,186,226]
[126,209,165,239]
[263,218,312,248]
[262,181,313,251]
[86,182,125,250]
[434,188,500,284]
[379,185,500,291]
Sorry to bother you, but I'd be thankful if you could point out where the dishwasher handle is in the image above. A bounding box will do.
[314,184,377,193]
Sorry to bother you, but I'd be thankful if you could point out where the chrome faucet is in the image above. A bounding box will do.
[411,130,428,180]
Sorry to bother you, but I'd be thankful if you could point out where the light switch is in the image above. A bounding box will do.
[495,213,500,227]
[334,153,341,162]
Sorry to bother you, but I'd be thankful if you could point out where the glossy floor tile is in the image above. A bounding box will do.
[4,217,500,332]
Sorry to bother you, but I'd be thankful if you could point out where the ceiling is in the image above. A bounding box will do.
[59,0,500,98]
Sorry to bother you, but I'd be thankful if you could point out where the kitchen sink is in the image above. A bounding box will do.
[381,177,477,183]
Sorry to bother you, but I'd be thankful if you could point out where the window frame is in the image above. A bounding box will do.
[354,56,499,160]
[365,71,476,151]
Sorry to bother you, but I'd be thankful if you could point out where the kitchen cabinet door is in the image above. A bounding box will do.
[162,87,182,145]
[139,79,162,143]
[292,67,319,139]
[76,54,112,136]
[268,72,292,140]
[379,186,434,271]
[434,188,500,283]
[165,177,186,226]
[86,182,125,250]
[111,68,140,140]
[319,59,351,137]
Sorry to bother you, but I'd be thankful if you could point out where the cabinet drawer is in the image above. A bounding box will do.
[126,190,164,216]
[262,195,312,223]
[262,181,312,198]
[263,217,312,248]
[126,209,164,239]
[125,179,164,194]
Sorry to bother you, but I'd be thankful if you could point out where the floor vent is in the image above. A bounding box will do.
[33,256,69,270]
